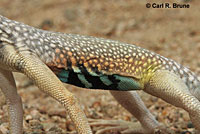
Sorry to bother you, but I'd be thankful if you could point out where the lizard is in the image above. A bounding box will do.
[0,15,200,134]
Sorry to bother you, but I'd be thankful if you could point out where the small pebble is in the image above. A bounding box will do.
[187,122,194,128]
[25,115,33,121]
[181,131,192,134]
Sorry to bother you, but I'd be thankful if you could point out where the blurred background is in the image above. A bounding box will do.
[0,0,199,133]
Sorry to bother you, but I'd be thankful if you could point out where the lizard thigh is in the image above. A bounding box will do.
[144,70,200,131]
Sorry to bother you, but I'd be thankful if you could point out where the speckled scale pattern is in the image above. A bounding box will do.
[0,15,199,91]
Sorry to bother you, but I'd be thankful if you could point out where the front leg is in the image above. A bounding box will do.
[22,56,92,134]
[0,45,92,134]
[145,70,200,132]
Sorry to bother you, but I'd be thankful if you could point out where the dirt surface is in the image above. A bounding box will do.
[0,0,200,134]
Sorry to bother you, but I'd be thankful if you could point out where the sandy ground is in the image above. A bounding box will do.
[0,0,200,133]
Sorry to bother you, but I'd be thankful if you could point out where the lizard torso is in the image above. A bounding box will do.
[0,15,199,91]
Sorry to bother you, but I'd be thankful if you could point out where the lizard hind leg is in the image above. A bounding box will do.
[110,91,159,134]
[145,70,200,132]
[90,91,173,134]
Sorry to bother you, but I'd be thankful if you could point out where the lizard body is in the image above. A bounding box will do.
[0,15,200,134]
[0,16,199,92]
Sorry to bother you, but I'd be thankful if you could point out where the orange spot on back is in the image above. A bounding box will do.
[93,59,98,64]
[70,57,76,66]
[55,48,60,53]
[62,58,67,66]
[109,64,114,68]
[79,61,83,64]
[56,58,60,63]
[60,54,64,58]
[89,60,93,64]
[99,58,104,63]
[67,51,73,56]
[80,56,85,60]
[104,62,109,66]
[84,62,88,67]
[109,68,113,72]
[116,59,121,62]
[125,55,129,58]
[128,58,133,63]
[97,64,101,70]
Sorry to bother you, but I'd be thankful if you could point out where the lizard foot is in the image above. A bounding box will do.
[89,119,174,134]
[89,118,142,134]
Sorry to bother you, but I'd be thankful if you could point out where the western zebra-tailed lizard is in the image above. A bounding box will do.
[0,15,200,134]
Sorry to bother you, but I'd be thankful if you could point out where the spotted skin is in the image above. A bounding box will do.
[0,16,199,93]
